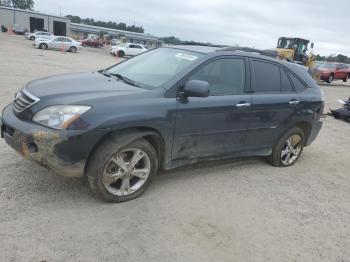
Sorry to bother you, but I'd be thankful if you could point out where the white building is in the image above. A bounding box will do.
[0,6,161,47]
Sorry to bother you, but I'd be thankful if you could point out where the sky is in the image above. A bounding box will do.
[34,0,350,56]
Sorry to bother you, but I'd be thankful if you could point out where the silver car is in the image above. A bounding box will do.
[34,36,82,53]
[26,31,54,41]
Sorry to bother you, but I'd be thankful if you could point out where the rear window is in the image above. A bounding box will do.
[252,60,280,93]
[252,60,295,93]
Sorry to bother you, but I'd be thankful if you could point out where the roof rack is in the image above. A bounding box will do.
[220,47,279,59]
[221,47,296,63]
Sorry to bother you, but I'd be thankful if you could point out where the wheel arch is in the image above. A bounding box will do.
[294,121,311,145]
[83,126,167,176]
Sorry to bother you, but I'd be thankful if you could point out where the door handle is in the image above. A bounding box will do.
[289,100,300,105]
[235,102,251,109]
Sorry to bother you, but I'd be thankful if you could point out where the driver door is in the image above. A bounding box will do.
[172,57,251,160]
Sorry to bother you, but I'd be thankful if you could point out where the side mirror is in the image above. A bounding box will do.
[311,42,314,49]
[181,80,210,98]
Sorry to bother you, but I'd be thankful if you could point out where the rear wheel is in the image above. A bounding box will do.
[39,43,48,50]
[69,46,77,53]
[327,74,334,83]
[87,138,158,202]
[268,127,304,167]
[29,36,35,41]
[117,50,125,57]
[343,74,349,82]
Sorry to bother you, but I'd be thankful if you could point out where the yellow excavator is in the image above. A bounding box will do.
[275,37,320,82]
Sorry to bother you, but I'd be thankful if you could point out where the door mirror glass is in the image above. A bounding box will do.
[183,80,210,98]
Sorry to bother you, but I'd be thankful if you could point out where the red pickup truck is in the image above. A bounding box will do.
[318,63,350,83]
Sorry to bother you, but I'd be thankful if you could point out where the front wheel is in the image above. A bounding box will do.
[39,43,47,49]
[268,127,304,167]
[117,50,125,57]
[87,138,158,202]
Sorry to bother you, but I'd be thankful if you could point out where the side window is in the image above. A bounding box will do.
[189,58,245,96]
[287,72,306,92]
[252,60,280,93]
[280,68,294,93]
[63,38,72,42]
[129,44,136,48]
[135,45,142,49]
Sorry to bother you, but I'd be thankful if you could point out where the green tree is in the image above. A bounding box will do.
[11,0,34,10]
[65,15,82,23]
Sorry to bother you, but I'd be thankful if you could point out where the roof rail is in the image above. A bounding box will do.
[220,47,279,58]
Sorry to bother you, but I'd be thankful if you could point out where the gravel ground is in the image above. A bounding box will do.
[0,33,349,262]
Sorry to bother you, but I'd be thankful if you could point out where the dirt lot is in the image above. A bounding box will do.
[0,33,349,262]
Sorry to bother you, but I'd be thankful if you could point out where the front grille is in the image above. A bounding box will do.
[12,89,40,112]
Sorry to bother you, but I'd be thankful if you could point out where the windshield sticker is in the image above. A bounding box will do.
[175,53,198,61]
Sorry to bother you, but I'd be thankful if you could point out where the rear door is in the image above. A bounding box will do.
[172,56,251,160]
[245,59,300,150]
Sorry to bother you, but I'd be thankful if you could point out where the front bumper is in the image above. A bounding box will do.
[1,105,108,177]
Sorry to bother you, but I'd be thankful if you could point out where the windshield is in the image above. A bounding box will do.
[318,64,337,69]
[277,38,297,49]
[105,48,204,89]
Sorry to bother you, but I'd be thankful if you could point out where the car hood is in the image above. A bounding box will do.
[25,72,146,103]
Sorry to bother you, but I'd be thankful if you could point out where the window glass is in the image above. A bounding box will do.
[288,72,306,92]
[280,68,294,92]
[63,38,72,42]
[189,58,245,95]
[252,60,280,93]
[106,48,204,89]
[54,37,63,41]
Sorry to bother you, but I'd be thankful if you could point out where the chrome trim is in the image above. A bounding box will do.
[12,88,40,112]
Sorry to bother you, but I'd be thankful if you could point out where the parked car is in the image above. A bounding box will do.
[111,43,148,57]
[26,31,54,41]
[318,63,350,83]
[81,38,103,48]
[12,24,27,35]
[1,46,324,202]
[34,36,81,53]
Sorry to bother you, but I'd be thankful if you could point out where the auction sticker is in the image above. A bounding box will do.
[175,53,198,61]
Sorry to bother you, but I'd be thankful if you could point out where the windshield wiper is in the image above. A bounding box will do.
[98,70,112,78]
[109,73,140,87]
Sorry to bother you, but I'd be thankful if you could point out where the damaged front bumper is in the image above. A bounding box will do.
[1,105,108,177]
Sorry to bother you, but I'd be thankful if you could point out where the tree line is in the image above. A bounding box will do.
[0,0,34,10]
[316,54,350,64]
[65,15,144,33]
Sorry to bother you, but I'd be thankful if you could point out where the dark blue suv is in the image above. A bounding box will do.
[1,46,324,202]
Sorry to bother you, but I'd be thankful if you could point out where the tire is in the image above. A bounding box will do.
[327,74,334,83]
[117,50,125,57]
[267,127,305,167]
[87,138,158,202]
[39,43,47,50]
[343,74,349,82]
[30,36,35,41]
[69,46,77,53]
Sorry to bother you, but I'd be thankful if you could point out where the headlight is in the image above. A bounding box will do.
[33,105,91,129]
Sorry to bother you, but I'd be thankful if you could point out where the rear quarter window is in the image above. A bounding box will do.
[287,72,307,92]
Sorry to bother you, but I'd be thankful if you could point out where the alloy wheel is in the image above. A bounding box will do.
[102,148,151,196]
[280,134,302,166]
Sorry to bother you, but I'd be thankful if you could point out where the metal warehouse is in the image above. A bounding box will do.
[0,6,70,35]
[0,6,161,47]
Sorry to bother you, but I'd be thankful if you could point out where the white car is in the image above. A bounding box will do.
[110,43,148,57]
[26,31,54,41]
[34,36,82,53]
